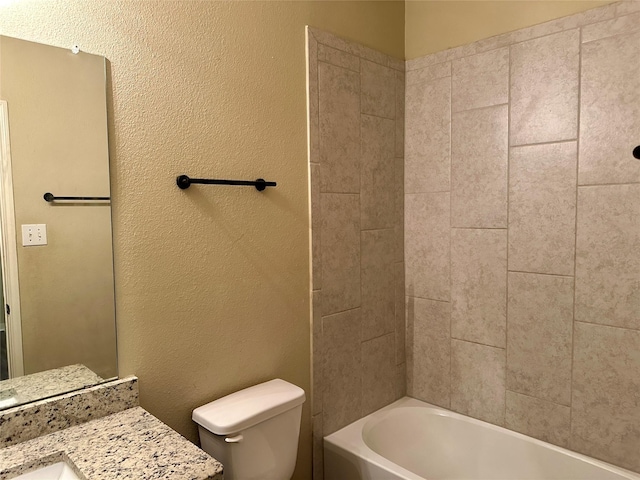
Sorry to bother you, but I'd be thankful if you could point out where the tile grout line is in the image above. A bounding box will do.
[507,269,575,278]
[316,59,359,74]
[578,181,640,188]
[311,35,324,440]
[406,294,450,304]
[319,191,360,196]
[361,111,396,122]
[448,63,453,410]
[452,226,507,230]
[511,138,578,149]
[574,319,640,333]
[451,335,507,351]
[506,388,572,409]
[405,190,452,195]
[403,66,411,398]
[321,305,361,319]
[504,40,513,426]
[406,75,452,89]
[360,227,395,233]
[362,330,396,345]
[582,21,640,45]
[392,67,398,380]
[569,25,584,447]
[357,54,364,420]
[397,68,406,378]
[452,102,509,116]
[313,36,402,72]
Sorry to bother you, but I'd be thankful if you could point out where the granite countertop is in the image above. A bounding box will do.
[0,407,223,479]
[0,365,104,409]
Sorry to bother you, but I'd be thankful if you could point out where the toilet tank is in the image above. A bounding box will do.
[192,379,305,480]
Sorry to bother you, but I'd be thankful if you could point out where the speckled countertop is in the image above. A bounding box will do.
[0,365,104,408]
[0,407,223,480]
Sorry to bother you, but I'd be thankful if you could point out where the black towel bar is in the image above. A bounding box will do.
[176,175,276,191]
[44,192,110,202]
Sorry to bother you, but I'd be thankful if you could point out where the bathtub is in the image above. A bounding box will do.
[324,397,640,480]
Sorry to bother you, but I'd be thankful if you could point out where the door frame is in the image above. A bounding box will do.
[0,100,24,378]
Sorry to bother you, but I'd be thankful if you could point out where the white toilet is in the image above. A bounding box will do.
[192,378,305,480]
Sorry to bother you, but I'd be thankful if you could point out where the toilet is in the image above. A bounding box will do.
[192,378,305,480]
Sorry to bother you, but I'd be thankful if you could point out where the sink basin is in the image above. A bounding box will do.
[11,462,81,480]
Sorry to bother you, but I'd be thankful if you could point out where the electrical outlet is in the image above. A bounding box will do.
[22,224,47,246]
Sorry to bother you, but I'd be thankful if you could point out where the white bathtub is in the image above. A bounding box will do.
[324,397,640,480]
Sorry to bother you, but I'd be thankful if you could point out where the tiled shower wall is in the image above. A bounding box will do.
[306,27,405,479]
[405,1,639,473]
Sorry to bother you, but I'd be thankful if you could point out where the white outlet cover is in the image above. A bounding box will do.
[21,224,47,246]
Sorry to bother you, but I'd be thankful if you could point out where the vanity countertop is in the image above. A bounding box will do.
[0,364,103,408]
[0,406,223,479]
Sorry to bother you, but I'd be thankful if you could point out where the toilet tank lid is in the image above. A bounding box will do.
[192,379,305,435]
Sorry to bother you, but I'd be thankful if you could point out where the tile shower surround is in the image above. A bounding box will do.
[404,1,639,474]
[308,2,639,478]
[307,26,405,480]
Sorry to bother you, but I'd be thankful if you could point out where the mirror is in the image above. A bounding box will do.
[0,36,117,410]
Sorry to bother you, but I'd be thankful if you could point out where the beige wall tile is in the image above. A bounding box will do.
[394,155,404,263]
[310,163,322,290]
[475,5,614,54]
[309,28,398,70]
[361,114,395,230]
[395,70,405,158]
[452,47,508,112]
[617,0,640,16]
[407,43,478,71]
[361,59,395,119]
[407,297,451,407]
[359,45,395,72]
[396,363,407,399]
[505,391,571,447]
[510,29,579,146]
[308,34,320,168]
[575,185,640,330]
[451,228,507,348]
[318,62,360,193]
[406,61,451,86]
[312,291,322,416]
[318,43,360,72]
[405,193,450,302]
[393,224,404,265]
[572,322,640,472]
[451,105,508,228]
[405,77,451,194]
[579,31,640,185]
[406,300,414,395]
[321,193,361,315]
[387,56,405,72]
[395,262,406,365]
[312,413,323,480]
[361,229,395,341]
[362,333,396,415]
[451,339,505,425]
[322,308,362,435]
[507,272,573,405]
[309,28,361,60]
[509,142,577,276]
[582,11,640,44]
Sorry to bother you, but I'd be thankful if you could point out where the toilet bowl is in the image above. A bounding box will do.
[192,378,305,480]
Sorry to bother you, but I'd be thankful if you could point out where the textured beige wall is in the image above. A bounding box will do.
[0,36,116,379]
[405,0,615,58]
[0,2,404,478]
